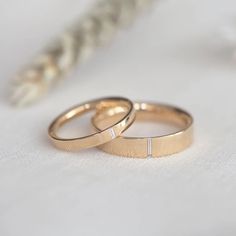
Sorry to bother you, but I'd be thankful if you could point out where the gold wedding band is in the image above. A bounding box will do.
[48,97,135,151]
[92,102,193,158]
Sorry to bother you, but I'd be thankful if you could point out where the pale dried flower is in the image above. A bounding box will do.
[11,0,156,107]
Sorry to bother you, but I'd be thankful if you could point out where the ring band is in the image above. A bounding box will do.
[92,102,193,158]
[48,97,135,151]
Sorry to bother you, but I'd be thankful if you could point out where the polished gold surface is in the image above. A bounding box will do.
[48,97,135,151]
[92,102,193,158]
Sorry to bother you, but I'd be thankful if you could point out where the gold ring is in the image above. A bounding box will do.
[92,102,193,158]
[48,97,135,151]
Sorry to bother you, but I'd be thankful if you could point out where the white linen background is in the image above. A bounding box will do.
[0,0,236,235]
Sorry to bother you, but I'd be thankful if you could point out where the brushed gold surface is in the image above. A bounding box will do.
[48,97,135,151]
[92,102,193,158]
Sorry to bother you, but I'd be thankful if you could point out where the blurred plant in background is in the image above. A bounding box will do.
[11,0,156,107]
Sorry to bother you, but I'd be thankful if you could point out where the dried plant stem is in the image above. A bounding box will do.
[11,0,155,107]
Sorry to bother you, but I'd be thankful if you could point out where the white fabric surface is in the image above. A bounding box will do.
[1,0,236,235]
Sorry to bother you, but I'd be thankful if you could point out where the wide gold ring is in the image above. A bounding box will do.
[48,97,135,151]
[92,102,193,158]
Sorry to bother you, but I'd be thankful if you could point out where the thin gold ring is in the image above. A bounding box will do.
[92,102,193,158]
[48,97,135,151]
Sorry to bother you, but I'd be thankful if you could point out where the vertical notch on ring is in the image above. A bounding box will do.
[109,128,116,139]
[147,138,152,158]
